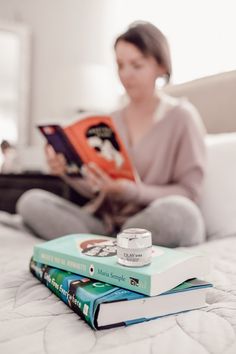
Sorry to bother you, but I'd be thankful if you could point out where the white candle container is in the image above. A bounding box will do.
[117,228,152,267]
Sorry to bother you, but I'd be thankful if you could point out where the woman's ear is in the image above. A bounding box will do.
[155,64,167,79]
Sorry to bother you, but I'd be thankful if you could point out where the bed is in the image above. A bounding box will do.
[1,71,236,353]
[0,213,236,354]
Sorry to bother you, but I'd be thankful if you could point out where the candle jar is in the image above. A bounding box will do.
[117,228,152,267]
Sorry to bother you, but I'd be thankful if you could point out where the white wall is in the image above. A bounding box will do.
[0,0,119,145]
[1,0,235,146]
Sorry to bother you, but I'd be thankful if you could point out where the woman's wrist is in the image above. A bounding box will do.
[114,179,140,202]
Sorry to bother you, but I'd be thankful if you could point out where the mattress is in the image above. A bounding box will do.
[0,213,236,354]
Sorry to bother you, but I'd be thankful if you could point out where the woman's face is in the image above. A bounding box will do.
[115,40,164,101]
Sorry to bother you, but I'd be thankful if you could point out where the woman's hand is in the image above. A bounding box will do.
[45,145,67,176]
[82,162,126,198]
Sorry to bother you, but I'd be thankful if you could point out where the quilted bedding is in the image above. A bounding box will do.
[0,213,236,354]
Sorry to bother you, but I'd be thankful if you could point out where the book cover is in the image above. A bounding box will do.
[38,124,83,176]
[33,234,210,296]
[30,258,212,330]
[38,115,136,181]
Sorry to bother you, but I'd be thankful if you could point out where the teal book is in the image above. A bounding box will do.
[33,234,210,296]
[30,258,212,330]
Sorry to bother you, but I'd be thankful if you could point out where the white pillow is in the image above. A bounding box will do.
[200,133,236,240]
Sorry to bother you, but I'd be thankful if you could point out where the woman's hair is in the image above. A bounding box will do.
[114,21,172,83]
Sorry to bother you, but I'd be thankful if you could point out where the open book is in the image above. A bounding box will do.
[38,115,136,181]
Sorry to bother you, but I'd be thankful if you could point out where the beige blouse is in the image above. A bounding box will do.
[65,93,206,232]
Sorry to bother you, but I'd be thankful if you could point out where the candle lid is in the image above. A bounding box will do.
[117,228,152,249]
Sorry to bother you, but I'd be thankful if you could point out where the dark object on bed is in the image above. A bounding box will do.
[0,173,88,213]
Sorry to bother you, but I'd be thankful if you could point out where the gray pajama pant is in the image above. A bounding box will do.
[16,189,206,247]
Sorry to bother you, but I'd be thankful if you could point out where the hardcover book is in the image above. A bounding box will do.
[38,115,136,180]
[33,234,210,296]
[30,258,212,330]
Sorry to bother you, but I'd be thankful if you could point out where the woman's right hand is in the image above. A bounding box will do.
[45,145,66,176]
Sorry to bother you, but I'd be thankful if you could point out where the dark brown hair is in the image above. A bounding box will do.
[114,21,172,83]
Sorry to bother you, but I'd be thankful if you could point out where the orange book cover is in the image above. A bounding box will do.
[63,115,136,181]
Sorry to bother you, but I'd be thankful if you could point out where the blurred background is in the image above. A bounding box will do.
[0,0,235,166]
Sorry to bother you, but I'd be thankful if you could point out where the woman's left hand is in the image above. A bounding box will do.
[82,162,125,198]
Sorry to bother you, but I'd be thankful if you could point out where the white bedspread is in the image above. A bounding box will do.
[0,214,236,354]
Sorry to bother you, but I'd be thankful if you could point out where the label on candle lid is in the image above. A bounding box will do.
[117,228,152,267]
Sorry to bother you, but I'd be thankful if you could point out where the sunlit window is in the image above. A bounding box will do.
[0,31,19,144]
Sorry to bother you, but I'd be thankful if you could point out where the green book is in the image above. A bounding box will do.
[30,258,212,330]
[33,234,210,296]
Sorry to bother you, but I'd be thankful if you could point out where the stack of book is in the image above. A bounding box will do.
[31,233,212,330]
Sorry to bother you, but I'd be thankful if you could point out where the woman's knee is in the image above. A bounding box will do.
[16,189,55,217]
[123,196,206,247]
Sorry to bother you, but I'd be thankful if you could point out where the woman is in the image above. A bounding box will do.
[17,21,206,246]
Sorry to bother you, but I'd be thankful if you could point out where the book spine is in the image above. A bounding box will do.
[29,258,96,329]
[33,247,151,296]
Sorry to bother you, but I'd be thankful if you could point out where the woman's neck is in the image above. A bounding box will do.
[122,93,161,147]
[127,93,160,117]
